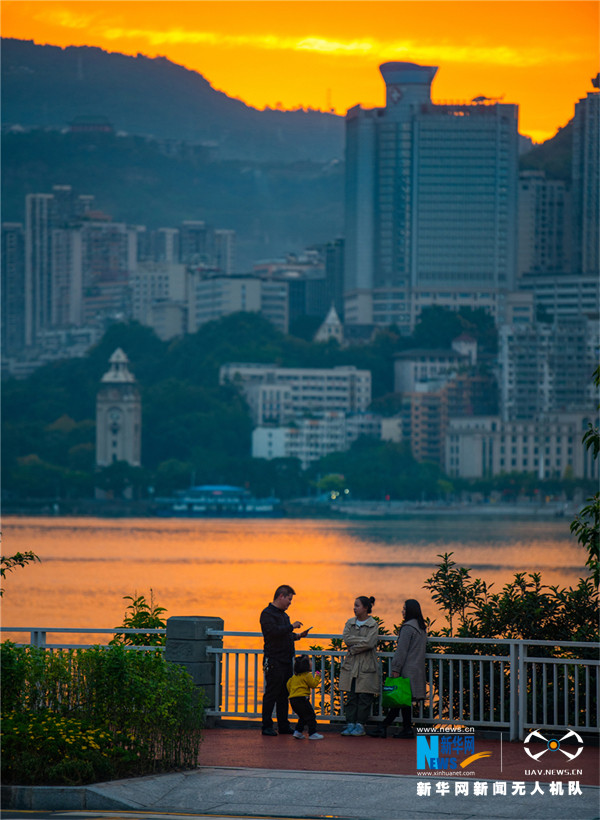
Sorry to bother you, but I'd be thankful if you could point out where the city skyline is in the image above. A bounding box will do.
[2,0,598,143]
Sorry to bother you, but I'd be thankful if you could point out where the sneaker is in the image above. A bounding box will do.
[293,730,305,739]
[308,732,324,740]
[340,723,356,735]
[350,723,366,736]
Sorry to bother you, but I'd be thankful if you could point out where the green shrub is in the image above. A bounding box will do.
[1,642,205,785]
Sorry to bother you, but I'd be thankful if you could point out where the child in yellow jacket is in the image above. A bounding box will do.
[286,654,323,739]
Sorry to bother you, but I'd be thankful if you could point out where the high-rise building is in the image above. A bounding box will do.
[23,186,97,346]
[24,193,55,345]
[1,223,26,354]
[79,217,137,323]
[498,318,598,421]
[51,226,83,327]
[517,171,570,278]
[571,75,599,277]
[179,220,210,265]
[214,228,236,275]
[344,62,519,331]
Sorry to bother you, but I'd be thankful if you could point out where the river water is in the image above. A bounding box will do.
[1,514,586,643]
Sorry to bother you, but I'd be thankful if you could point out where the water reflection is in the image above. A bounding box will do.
[1,515,582,644]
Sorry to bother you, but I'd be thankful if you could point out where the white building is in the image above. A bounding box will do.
[446,412,598,480]
[130,261,187,333]
[187,273,262,333]
[252,412,381,469]
[394,349,466,394]
[518,272,600,321]
[498,319,598,421]
[220,363,372,424]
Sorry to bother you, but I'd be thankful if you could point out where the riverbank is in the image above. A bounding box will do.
[1,498,575,519]
[283,499,574,520]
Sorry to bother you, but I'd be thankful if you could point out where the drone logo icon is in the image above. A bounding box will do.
[524,728,584,762]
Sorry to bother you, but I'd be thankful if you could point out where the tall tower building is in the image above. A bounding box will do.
[23,186,96,345]
[571,75,599,276]
[1,222,26,354]
[24,193,55,346]
[179,221,210,265]
[214,228,236,275]
[96,348,141,468]
[344,62,519,330]
[517,171,570,278]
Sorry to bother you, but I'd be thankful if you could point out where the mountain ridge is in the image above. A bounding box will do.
[1,38,345,162]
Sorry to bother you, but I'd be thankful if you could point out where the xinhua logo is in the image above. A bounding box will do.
[416,733,492,771]
[523,728,584,762]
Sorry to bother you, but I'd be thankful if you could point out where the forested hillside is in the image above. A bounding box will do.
[2,38,344,162]
[2,309,500,502]
[1,130,344,268]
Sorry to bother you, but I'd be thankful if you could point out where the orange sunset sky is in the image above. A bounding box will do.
[2,1,598,143]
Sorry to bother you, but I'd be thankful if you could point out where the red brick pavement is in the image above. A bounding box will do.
[201,726,599,787]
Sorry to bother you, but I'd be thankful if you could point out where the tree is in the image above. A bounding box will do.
[423,552,598,642]
[423,553,489,636]
[109,591,166,646]
[570,364,600,586]
[0,551,41,596]
[95,461,148,499]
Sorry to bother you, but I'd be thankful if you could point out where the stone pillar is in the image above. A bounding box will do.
[165,616,224,724]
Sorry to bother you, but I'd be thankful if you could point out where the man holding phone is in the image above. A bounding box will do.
[260,584,311,736]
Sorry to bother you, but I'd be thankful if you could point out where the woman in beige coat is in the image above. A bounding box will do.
[339,595,381,736]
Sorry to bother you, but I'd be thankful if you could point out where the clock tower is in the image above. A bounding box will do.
[95,348,141,469]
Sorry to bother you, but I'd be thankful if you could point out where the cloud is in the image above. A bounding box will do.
[97,27,583,68]
[39,9,97,31]
[37,8,587,68]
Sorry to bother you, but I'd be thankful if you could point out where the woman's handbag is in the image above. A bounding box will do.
[382,675,412,708]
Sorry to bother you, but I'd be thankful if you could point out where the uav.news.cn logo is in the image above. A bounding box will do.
[524,729,584,762]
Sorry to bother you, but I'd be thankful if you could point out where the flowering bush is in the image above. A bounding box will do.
[1,712,143,785]
[1,642,205,785]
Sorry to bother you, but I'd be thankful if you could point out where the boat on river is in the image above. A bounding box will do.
[154,484,282,517]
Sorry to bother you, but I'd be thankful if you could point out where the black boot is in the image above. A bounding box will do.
[367,725,387,737]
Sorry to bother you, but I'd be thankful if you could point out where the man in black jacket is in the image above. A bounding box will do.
[260,584,310,736]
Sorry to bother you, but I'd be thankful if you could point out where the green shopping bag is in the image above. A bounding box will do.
[382,676,412,708]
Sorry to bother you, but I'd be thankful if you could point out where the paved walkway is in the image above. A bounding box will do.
[3,727,599,820]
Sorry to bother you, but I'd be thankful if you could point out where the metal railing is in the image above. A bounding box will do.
[2,627,598,740]
[205,630,599,741]
[1,627,165,650]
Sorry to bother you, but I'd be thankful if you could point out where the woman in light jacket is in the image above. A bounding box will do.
[388,598,427,738]
[339,595,381,737]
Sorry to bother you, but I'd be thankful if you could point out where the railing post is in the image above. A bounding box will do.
[31,630,46,649]
[518,642,528,741]
[165,616,224,726]
[509,640,518,741]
